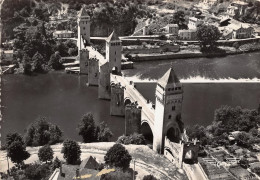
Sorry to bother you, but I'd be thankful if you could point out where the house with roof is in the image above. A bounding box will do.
[165,24,179,35]
[230,1,248,16]
[178,29,197,40]
[227,5,238,17]
[49,156,100,180]
[232,25,254,39]
[53,30,74,38]
[0,49,13,64]
[188,17,203,29]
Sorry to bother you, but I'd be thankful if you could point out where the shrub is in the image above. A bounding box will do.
[24,163,51,180]
[38,145,54,163]
[233,42,240,49]
[143,174,158,180]
[101,169,132,180]
[117,133,146,145]
[252,167,260,176]
[62,139,81,165]
[52,157,62,171]
[104,144,132,170]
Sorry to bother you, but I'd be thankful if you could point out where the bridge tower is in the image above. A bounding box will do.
[153,68,184,154]
[77,6,90,46]
[106,31,122,74]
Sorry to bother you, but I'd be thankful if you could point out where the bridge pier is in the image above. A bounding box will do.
[79,49,89,75]
[87,58,99,86]
[110,83,125,116]
[125,103,142,135]
[98,63,111,100]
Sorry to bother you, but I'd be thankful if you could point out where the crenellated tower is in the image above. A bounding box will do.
[153,68,184,154]
[77,6,90,47]
[106,31,122,74]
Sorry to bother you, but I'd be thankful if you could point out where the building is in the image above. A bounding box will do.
[49,156,100,180]
[105,31,122,74]
[0,49,13,64]
[227,5,238,17]
[230,1,248,16]
[232,25,254,39]
[188,17,203,29]
[77,6,90,45]
[153,68,184,153]
[178,29,197,40]
[203,0,218,6]
[166,24,179,35]
[53,30,74,38]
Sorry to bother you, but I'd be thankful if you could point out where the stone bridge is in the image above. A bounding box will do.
[110,74,155,135]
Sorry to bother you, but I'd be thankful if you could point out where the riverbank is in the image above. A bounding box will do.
[129,44,260,62]
[0,142,187,180]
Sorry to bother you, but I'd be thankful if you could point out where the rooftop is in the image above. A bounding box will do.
[78,6,89,17]
[167,24,179,27]
[158,68,180,88]
[106,31,120,42]
[54,30,73,34]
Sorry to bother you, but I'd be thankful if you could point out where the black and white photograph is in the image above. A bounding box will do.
[0,0,260,179]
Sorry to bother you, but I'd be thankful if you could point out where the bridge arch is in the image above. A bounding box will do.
[124,97,132,106]
[112,66,119,75]
[166,127,180,143]
[141,121,153,144]
[183,149,197,164]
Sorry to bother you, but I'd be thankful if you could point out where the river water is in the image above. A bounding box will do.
[1,53,260,143]
[123,51,260,81]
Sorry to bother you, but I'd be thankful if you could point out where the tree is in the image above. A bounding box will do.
[96,122,113,142]
[78,113,97,143]
[24,117,63,146]
[48,52,63,70]
[62,139,81,165]
[6,133,23,148]
[38,145,54,163]
[197,25,221,49]
[32,51,45,72]
[7,140,30,166]
[117,133,146,145]
[104,144,132,170]
[235,132,251,148]
[169,11,188,30]
[22,54,32,75]
[143,174,158,180]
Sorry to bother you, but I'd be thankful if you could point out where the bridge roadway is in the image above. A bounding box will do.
[85,46,107,66]
[111,74,155,132]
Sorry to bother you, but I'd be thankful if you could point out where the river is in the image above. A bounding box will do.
[1,53,260,143]
[123,51,260,81]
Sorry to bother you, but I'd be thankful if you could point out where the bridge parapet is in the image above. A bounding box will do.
[111,75,155,129]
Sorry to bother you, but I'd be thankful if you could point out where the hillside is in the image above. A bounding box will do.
[0,0,154,40]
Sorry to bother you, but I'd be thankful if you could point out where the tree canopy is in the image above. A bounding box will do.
[62,139,81,165]
[78,113,113,143]
[6,133,30,166]
[38,145,54,163]
[24,117,63,146]
[104,144,132,170]
[169,11,188,30]
[197,24,221,49]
